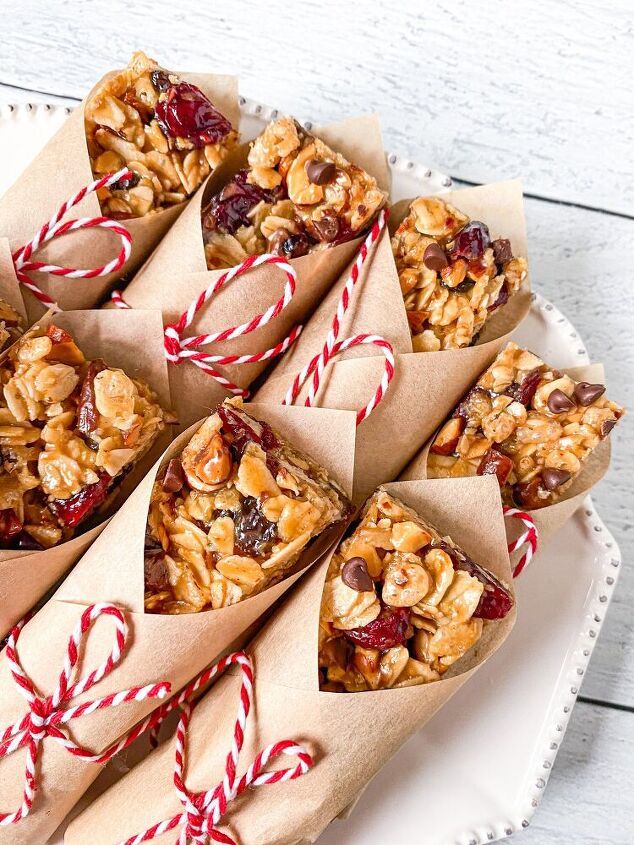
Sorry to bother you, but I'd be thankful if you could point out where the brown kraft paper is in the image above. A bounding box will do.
[64,475,516,845]
[111,117,389,429]
[0,308,172,639]
[257,180,531,503]
[0,71,239,322]
[402,363,613,568]
[0,404,356,845]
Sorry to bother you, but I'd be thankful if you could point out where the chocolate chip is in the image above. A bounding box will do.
[280,233,310,259]
[341,557,373,592]
[492,238,513,264]
[547,389,576,414]
[541,468,572,491]
[573,382,606,406]
[600,418,617,438]
[311,213,340,243]
[423,242,449,272]
[305,159,337,185]
[144,550,170,592]
[162,458,185,493]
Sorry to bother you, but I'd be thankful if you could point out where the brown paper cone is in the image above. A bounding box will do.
[0,308,172,638]
[0,71,239,322]
[257,181,531,502]
[402,364,613,569]
[0,404,356,844]
[111,117,389,428]
[64,476,515,845]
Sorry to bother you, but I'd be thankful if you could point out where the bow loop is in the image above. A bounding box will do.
[12,169,134,311]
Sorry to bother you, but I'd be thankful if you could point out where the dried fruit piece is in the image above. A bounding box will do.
[76,359,107,436]
[437,541,513,620]
[233,496,278,557]
[344,607,410,650]
[477,447,514,486]
[154,82,232,147]
[202,170,278,235]
[49,471,111,528]
[449,221,491,260]
[162,459,185,493]
[504,367,542,407]
[0,509,23,543]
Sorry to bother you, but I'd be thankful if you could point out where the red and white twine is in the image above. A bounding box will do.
[117,651,313,845]
[12,168,134,311]
[0,603,170,826]
[112,253,302,397]
[504,506,539,578]
[283,209,394,425]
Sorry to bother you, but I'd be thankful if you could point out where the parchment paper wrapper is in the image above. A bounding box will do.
[0,70,239,322]
[256,181,531,502]
[112,117,389,428]
[0,309,172,639]
[0,404,355,845]
[64,476,516,845]
[0,239,27,322]
[402,363,613,569]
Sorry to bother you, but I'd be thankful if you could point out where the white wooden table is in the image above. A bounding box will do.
[1,0,632,840]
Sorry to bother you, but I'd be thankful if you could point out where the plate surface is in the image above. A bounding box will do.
[0,100,621,845]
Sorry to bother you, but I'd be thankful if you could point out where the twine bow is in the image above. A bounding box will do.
[283,209,395,425]
[0,603,170,826]
[504,506,539,577]
[12,169,134,312]
[118,651,313,845]
[112,253,302,398]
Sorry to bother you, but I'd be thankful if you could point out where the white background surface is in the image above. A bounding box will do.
[0,1,632,841]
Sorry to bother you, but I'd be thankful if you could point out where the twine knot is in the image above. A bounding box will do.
[0,603,171,826]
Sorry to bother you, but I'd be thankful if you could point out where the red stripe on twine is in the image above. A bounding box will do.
[112,253,302,398]
[12,168,134,311]
[283,209,392,426]
[116,651,313,845]
[504,506,539,577]
[0,603,170,826]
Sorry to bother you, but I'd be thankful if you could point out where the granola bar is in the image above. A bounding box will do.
[0,325,170,549]
[319,489,513,692]
[392,197,528,351]
[201,116,387,269]
[85,51,238,219]
[144,399,352,613]
[0,300,22,354]
[428,343,624,509]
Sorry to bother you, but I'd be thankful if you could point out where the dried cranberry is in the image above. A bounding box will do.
[49,472,111,528]
[344,608,410,650]
[217,404,279,460]
[155,82,232,148]
[487,281,509,312]
[279,233,311,259]
[477,447,514,486]
[436,541,513,620]
[0,509,23,544]
[144,549,170,592]
[202,170,277,235]
[110,172,140,192]
[504,367,542,407]
[233,497,278,557]
[449,221,491,261]
[77,360,107,437]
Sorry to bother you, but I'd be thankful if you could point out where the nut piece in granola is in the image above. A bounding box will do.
[391,197,528,351]
[144,398,352,614]
[85,51,238,220]
[427,342,624,509]
[0,324,170,550]
[201,116,387,269]
[319,489,513,692]
[0,300,23,354]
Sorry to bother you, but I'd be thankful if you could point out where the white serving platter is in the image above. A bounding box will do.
[0,100,621,845]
